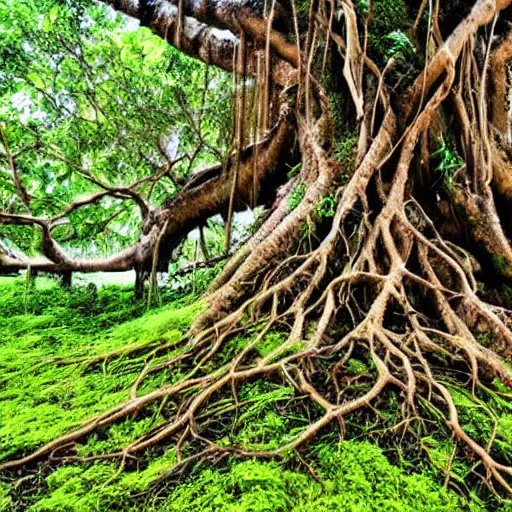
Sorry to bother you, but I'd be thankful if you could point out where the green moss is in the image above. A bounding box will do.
[21,441,473,512]
[315,194,336,218]
[0,278,202,464]
[230,381,297,451]
[255,332,287,357]
[288,181,306,210]
[443,385,512,470]
[347,358,368,375]
[75,417,157,458]
[0,482,12,511]
[492,255,510,275]
[2,278,512,511]
[28,450,178,511]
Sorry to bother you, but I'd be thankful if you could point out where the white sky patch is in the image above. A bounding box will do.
[187,210,255,244]
[117,222,132,237]
[164,130,181,160]
[209,27,237,44]
[10,91,42,124]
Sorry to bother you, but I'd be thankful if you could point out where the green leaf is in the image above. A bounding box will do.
[27,72,45,89]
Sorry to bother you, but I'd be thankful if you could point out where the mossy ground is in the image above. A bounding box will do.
[0,276,511,511]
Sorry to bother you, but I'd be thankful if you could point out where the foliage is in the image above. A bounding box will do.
[288,181,306,210]
[0,0,232,257]
[0,276,140,327]
[287,163,302,179]
[332,132,358,163]
[354,0,420,86]
[168,263,226,297]
[384,30,417,62]
[316,194,336,218]
[359,0,412,65]
[431,138,464,183]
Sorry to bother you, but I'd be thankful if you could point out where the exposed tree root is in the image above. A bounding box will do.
[3,0,512,502]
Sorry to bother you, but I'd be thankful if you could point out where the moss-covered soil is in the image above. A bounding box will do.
[1,276,511,511]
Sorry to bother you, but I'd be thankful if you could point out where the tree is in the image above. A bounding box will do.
[2,0,512,499]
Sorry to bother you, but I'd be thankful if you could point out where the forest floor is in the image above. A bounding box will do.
[0,276,510,511]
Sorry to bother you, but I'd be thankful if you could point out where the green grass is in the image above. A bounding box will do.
[0,278,202,467]
[0,276,511,511]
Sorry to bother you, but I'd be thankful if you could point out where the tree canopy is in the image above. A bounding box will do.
[1,0,232,264]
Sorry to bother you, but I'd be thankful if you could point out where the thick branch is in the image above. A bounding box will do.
[0,127,32,212]
[158,116,294,260]
[102,0,297,85]
[0,212,46,227]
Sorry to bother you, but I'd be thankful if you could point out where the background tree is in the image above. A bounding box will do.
[0,0,240,291]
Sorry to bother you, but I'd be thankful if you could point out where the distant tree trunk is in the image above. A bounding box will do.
[134,269,147,300]
[61,271,72,289]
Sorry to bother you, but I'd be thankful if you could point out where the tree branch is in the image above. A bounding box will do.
[101,0,297,85]
[404,0,512,119]
[0,116,293,275]
[0,126,32,213]
[40,145,150,218]
[0,211,46,227]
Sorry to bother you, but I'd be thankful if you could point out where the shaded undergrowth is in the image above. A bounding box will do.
[1,277,512,511]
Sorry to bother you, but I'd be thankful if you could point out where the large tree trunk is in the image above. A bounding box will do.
[3,0,512,500]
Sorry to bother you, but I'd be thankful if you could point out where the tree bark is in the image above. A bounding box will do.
[0,117,294,276]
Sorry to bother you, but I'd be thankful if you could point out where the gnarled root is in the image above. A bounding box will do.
[3,99,512,495]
